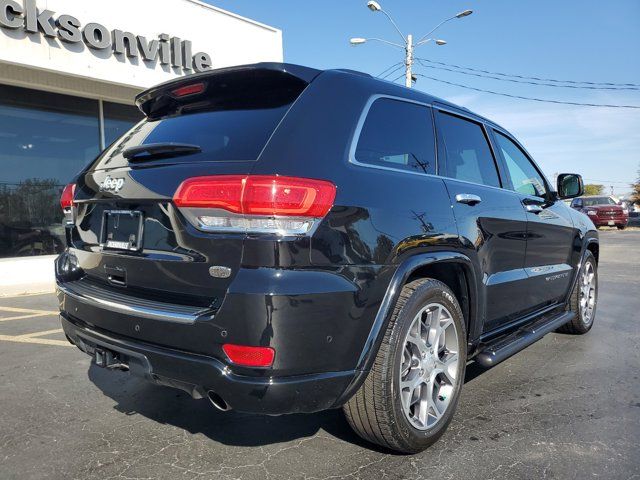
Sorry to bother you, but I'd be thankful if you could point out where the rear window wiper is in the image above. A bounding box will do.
[123,143,202,161]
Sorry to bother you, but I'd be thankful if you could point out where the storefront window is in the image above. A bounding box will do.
[0,85,100,258]
[103,101,143,146]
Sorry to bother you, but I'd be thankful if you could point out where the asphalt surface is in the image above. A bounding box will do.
[1,230,639,479]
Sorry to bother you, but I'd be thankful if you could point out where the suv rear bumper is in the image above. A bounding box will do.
[60,313,356,415]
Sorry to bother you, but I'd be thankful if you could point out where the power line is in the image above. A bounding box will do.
[417,58,640,88]
[377,62,402,78]
[390,72,406,83]
[584,179,632,185]
[413,74,640,109]
[380,63,405,80]
[414,59,640,91]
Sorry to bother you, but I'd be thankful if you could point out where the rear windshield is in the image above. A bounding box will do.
[91,72,307,170]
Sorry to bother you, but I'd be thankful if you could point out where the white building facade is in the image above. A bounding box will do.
[0,0,282,293]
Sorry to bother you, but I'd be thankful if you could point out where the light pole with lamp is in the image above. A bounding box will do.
[350,1,472,88]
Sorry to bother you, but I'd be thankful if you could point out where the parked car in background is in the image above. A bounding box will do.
[56,63,599,454]
[570,196,628,229]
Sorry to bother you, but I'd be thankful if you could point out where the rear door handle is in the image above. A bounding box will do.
[455,193,482,205]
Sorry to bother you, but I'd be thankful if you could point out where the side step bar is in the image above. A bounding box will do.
[476,311,575,368]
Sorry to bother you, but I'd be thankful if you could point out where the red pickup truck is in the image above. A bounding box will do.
[570,196,629,229]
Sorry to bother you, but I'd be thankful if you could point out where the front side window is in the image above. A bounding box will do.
[494,131,547,197]
[435,111,500,187]
[355,98,435,175]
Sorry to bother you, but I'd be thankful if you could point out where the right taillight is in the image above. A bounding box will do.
[60,183,76,210]
[173,175,336,235]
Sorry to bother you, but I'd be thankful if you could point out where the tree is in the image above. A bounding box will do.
[631,167,640,205]
[583,184,604,196]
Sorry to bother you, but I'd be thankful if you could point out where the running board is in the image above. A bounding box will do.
[476,311,575,368]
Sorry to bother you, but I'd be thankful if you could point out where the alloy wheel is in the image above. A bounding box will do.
[579,261,597,325]
[399,302,459,430]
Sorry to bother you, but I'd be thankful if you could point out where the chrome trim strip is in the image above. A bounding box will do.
[57,281,207,324]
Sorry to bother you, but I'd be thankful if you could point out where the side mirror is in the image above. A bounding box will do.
[557,173,584,199]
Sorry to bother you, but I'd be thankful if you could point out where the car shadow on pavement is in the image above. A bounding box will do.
[88,359,490,451]
[87,363,380,450]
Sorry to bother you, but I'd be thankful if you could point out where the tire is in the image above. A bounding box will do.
[557,250,598,334]
[343,278,467,453]
[617,225,626,230]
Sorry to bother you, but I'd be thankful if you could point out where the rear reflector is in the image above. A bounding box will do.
[60,183,76,210]
[174,175,336,217]
[171,82,205,97]
[223,344,275,367]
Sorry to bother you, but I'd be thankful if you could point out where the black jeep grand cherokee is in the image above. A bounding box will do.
[56,63,598,453]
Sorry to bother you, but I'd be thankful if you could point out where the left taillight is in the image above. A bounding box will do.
[60,183,76,210]
[173,175,336,235]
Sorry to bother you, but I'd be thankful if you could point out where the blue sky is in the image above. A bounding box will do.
[209,0,640,195]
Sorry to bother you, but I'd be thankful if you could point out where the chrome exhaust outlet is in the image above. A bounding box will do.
[207,390,231,411]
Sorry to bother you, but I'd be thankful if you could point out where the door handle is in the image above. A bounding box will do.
[455,193,482,205]
[521,198,544,214]
[525,204,544,214]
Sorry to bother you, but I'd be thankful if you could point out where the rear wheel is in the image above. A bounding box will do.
[343,278,466,453]
[558,251,598,334]
[617,225,626,230]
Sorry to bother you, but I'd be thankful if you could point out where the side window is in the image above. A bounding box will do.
[435,111,500,188]
[494,131,547,197]
[355,98,435,175]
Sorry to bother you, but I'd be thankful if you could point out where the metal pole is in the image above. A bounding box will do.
[405,34,413,88]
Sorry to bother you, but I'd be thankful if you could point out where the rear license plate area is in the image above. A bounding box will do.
[100,210,143,251]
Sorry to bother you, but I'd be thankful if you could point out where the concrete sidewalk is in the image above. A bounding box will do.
[0,255,56,297]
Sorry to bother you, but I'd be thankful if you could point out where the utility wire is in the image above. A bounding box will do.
[390,72,406,83]
[415,59,640,91]
[417,58,640,88]
[380,63,405,80]
[584,179,633,185]
[377,62,402,78]
[413,74,640,109]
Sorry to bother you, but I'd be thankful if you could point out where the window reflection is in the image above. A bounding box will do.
[0,85,99,258]
[103,101,143,146]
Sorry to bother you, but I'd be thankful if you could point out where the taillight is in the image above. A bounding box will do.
[222,344,275,367]
[171,82,205,97]
[60,183,76,210]
[173,175,336,235]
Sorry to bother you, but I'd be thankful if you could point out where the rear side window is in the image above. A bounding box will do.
[494,131,547,197]
[436,111,500,188]
[355,98,435,175]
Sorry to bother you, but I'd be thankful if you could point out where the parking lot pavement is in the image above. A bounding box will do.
[1,231,638,480]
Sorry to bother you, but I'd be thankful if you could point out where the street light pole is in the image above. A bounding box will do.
[405,34,413,88]
[350,2,472,88]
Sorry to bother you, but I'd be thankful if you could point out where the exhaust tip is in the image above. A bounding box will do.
[207,390,231,411]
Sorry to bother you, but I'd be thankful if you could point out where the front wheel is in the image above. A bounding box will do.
[343,278,466,453]
[558,250,598,334]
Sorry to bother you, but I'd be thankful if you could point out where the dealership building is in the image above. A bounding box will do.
[0,0,282,293]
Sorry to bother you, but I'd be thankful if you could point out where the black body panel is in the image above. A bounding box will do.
[56,62,597,414]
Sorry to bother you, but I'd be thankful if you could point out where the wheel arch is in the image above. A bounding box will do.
[361,252,477,368]
[563,236,599,306]
[333,251,478,407]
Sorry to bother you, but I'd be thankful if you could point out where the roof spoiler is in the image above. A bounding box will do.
[135,63,321,118]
